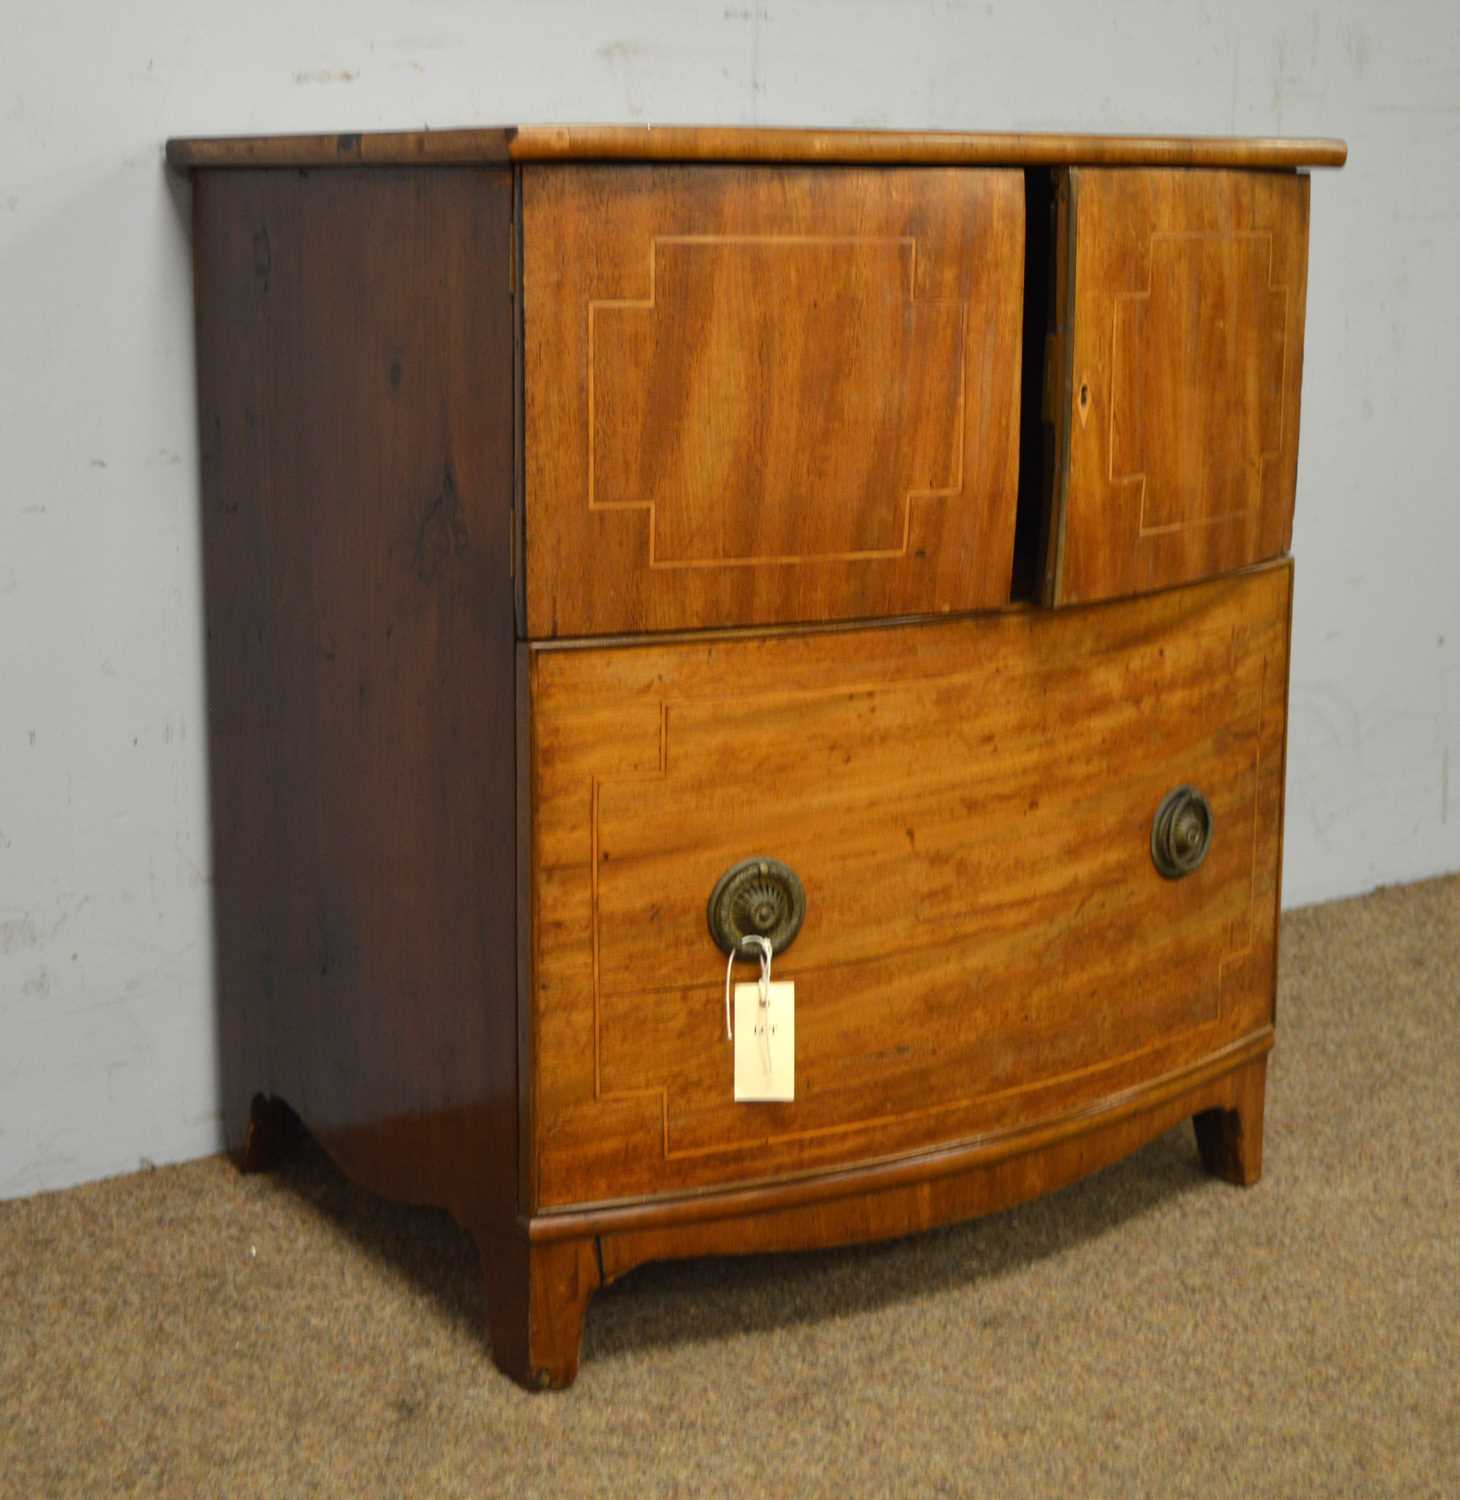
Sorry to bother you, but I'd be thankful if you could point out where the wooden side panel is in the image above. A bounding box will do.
[522,165,1025,636]
[1048,169,1310,605]
[528,564,1291,1210]
[194,167,519,1230]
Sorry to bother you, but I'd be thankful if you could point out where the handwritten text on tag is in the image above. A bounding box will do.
[733,980,795,1101]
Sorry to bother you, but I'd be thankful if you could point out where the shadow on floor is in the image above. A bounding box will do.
[252,1109,1222,1369]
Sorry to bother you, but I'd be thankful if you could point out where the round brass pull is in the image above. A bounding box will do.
[1151,786,1214,879]
[707,857,806,958]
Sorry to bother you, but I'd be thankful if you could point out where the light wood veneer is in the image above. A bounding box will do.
[528,564,1289,1208]
[1045,169,1311,605]
[524,165,1023,635]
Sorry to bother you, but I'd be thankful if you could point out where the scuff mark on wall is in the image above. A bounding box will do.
[293,68,358,85]
[722,0,770,119]
[1228,39,1241,133]
[1343,25,1372,77]
[1270,14,1325,132]
[1294,681,1362,753]
[0,1130,81,1200]
[595,39,650,62]
[594,38,652,119]
[173,833,209,891]
[0,915,41,954]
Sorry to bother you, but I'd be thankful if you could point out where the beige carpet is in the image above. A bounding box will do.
[3,876,1457,1498]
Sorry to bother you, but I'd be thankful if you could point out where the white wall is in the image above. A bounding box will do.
[3,0,1457,1199]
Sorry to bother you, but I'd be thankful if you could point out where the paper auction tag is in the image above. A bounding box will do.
[733,980,795,1101]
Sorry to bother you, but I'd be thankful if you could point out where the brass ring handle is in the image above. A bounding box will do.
[707,856,806,958]
[1151,786,1214,879]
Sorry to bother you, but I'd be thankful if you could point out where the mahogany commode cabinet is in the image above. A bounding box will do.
[167,125,1346,1389]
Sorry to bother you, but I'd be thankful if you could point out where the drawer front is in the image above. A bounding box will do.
[522,164,1024,637]
[1046,169,1310,605]
[526,563,1290,1211]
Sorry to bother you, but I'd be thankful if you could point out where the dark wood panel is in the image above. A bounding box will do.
[169,129,515,170]
[527,563,1290,1209]
[1046,169,1311,605]
[166,126,1349,171]
[193,166,519,1230]
[523,164,1024,635]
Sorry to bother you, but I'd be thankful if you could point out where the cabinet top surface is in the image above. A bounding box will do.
[165,124,1347,171]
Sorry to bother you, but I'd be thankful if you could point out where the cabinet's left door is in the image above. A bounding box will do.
[522,164,1026,637]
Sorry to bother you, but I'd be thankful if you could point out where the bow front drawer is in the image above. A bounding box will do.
[525,562,1290,1211]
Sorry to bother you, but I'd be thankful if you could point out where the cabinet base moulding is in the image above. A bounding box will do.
[489,1044,1268,1389]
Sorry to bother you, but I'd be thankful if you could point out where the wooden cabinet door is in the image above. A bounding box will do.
[522,164,1025,637]
[1044,169,1310,606]
[525,563,1290,1211]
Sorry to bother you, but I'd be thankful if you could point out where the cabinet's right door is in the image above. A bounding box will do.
[1044,168,1310,606]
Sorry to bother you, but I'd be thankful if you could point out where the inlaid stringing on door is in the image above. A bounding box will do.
[523,163,1025,635]
[1109,231,1290,541]
[587,234,968,567]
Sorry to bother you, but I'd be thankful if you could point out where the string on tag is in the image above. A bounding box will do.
[725,934,772,1040]
[756,949,774,1075]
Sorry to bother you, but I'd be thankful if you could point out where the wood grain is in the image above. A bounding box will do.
[525,563,1291,1210]
[181,144,1328,1390]
[193,166,519,1232]
[480,1045,1268,1381]
[1046,169,1311,605]
[591,1049,1270,1276]
[490,1042,1269,1383]
[523,164,1024,635]
[475,1229,602,1390]
[166,126,1349,172]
